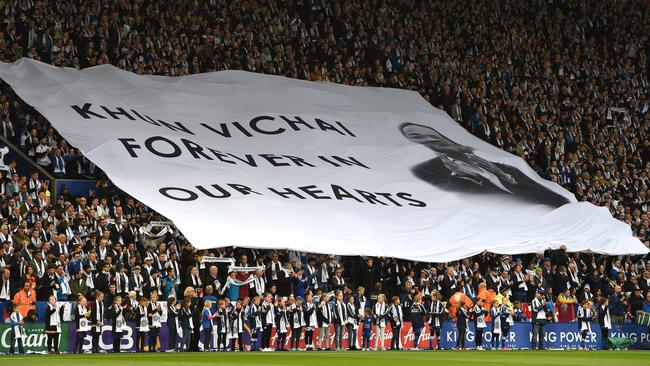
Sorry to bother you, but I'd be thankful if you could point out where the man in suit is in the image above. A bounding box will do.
[399,122,570,207]
[121,218,140,246]
[250,269,266,299]
[277,262,294,298]
[265,253,282,285]
[51,235,69,257]
[329,268,346,292]
[94,263,112,295]
[440,267,458,299]
[37,265,58,301]
[0,268,14,304]
[203,265,222,293]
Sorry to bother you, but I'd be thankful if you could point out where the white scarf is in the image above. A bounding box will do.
[48,303,61,331]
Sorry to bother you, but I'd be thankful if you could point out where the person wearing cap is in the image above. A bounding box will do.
[531,289,548,350]
[629,286,645,315]
[142,255,154,275]
[69,230,83,247]
[143,248,155,269]
[486,266,500,292]
[642,291,650,313]
[500,256,512,273]
[578,284,594,303]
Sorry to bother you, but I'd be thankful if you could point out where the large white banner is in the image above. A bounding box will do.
[0,59,646,261]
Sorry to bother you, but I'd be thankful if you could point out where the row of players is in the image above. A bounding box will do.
[7,289,605,354]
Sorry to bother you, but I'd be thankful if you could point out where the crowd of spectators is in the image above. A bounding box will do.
[0,0,647,347]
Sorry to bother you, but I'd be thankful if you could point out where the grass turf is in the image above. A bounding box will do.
[0,351,649,366]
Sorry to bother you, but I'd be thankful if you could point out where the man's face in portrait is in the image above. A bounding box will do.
[400,123,472,155]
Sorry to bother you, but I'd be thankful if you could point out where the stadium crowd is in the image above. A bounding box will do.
[0,0,648,354]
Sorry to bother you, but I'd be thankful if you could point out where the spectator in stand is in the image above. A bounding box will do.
[12,280,35,317]
[629,286,645,316]
[35,137,51,169]
[0,268,13,303]
[50,148,66,177]
[513,301,527,322]
[557,288,578,322]
[608,285,627,324]
[642,291,650,313]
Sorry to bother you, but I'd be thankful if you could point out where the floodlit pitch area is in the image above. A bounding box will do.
[0,351,649,366]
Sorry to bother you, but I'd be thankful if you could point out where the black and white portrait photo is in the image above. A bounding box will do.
[400,122,570,207]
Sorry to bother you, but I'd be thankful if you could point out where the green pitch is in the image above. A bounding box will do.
[0,351,648,366]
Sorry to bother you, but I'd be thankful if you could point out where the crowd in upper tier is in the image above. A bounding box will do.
[0,0,648,352]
